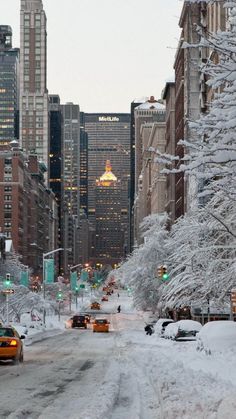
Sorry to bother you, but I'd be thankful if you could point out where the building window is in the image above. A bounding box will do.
[4,158,12,165]
[4,186,12,192]
[4,212,11,219]
[4,195,11,201]
[4,221,11,228]
[4,204,12,210]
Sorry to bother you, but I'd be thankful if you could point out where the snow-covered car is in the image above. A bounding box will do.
[196,320,236,355]
[164,320,202,341]
[154,318,174,336]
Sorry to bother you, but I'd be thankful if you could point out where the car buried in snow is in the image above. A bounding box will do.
[164,320,202,341]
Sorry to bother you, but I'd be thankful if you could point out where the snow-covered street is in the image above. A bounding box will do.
[1,290,236,419]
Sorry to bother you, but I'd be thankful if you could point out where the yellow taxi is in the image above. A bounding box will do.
[0,326,25,363]
[93,319,110,333]
[90,302,101,310]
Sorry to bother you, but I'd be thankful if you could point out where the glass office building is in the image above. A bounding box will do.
[0,26,19,144]
[84,113,130,261]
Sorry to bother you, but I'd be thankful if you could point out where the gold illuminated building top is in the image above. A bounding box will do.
[96,160,118,186]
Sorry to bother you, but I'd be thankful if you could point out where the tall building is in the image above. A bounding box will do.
[162,81,176,226]
[0,26,19,145]
[61,103,80,270]
[20,0,49,175]
[49,94,62,269]
[49,95,62,202]
[84,113,130,261]
[0,144,58,275]
[95,161,122,265]
[80,112,88,216]
[129,98,146,251]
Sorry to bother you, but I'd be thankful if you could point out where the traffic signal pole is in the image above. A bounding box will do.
[6,293,9,325]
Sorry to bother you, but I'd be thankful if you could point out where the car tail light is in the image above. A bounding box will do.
[9,340,18,346]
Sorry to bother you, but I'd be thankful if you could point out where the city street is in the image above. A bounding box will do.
[1,291,236,419]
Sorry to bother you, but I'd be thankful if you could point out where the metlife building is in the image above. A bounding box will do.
[84,113,131,260]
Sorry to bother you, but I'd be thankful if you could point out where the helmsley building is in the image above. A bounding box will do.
[84,113,131,265]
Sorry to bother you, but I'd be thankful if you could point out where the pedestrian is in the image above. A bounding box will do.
[117,305,121,313]
[117,293,120,298]
[144,324,153,336]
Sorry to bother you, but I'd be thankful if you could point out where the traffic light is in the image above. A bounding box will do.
[4,273,11,287]
[57,290,63,301]
[75,286,79,293]
[157,266,164,278]
[162,266,169,281]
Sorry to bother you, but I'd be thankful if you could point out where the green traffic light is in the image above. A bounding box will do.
[162,273,169,281]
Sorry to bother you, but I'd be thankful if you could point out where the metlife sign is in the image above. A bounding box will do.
[98,116,120,122]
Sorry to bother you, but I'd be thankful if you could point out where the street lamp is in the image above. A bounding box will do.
[69,264,84,311]
[42,247,64,324]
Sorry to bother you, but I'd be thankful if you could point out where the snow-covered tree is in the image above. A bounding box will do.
[114,213,170,311]
[159,189,236,311]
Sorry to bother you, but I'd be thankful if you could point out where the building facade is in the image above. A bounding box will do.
[95,161,122,266]
[0,144,58,275]
[49,94,63,269]
[162,81,176,226]
[20,0,49,177]
[0,26,19,145]
[133,97,165,244]
[134,118,166,245]
[61,103,80,271]
[84,113,130,262]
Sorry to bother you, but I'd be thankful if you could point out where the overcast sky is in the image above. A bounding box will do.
[3,0,183,113]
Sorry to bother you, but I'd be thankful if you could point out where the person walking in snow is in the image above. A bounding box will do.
[117,305,121,313]
[144,324,153,336]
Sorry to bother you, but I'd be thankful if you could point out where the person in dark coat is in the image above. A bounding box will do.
[117,305,121,313]
[144,324,153,335]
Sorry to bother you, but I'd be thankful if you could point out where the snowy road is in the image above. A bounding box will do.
[1,291,236,418]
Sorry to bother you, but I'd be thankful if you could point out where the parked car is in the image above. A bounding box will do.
[93,319,110,333]
[102,296,108,302]
[154,318,174,336]
[196,320,236,354]
[90,302,101,310]
[71,315,87,329]
[81,313,91,323]
[0,326,25,364]
[164,320,202,341]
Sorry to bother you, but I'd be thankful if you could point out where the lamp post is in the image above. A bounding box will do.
[69,264,82,312]
[42,248,64,324]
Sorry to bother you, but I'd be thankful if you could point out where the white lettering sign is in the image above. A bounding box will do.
[98,116,120,122]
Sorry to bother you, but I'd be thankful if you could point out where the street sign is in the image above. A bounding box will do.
[80,284,85,289]
[1,289,14,294]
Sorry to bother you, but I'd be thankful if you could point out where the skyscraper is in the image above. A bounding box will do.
[80,112,88,216]
[95,161,122,265]
[61,103,80,270]
[20,0,49,175]
[0,26,19,145]
[84,113,130,261]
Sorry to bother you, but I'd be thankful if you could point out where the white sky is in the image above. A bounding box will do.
[3,0,183,112]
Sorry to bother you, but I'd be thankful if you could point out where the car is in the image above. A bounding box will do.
[0,326,25,364]
[102,296,108,302]
[90,302,101,310]
[196,320,236,355]
[71,315,87,329]
[154,318,174,336]
[93,319,110,333]
[164,320,202,341]
[81,313,91,323]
